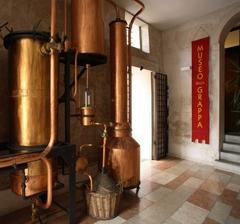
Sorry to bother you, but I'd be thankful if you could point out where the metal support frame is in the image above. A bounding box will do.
[0,143,76,224]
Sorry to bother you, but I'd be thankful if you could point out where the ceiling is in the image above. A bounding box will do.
[114,0,240,30]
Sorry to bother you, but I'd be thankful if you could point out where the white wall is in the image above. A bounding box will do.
[162,2,240,164]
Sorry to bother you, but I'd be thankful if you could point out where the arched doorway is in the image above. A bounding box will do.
[218,11,240,163]
[224,27,240,136]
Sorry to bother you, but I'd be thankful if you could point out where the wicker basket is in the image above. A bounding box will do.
[86,190,121,220]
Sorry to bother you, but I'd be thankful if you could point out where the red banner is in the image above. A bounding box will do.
[192,37,209,144]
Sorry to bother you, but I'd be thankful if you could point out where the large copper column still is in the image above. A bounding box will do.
[4,32,57,196]
[108,19,140,189]
[71,0,105,56]
[5,32,50,147]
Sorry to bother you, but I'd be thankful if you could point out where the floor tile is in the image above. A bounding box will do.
[208,201,232,224]
[200,179,225,195]
[136,180,161,197]
[131,186,194,224]
[2,158,239,224]
[187,189,218,210]
[230,174,240,185]
[171,201,209,224]
[165,165,188,176]
[163,217,182,224]
[193,169,213,180]
[237,193,240,200]
[165,170,195,190]
[119,192,153,220]
[215,169,234,177]
[95,216,126,224]
[148,172,178,185]
[127,215,157,224]
[183,177,204,189]
[231,200,240,219]
[226,216,240,224]
[144,186,173,202]
[202,217,220,224]
[208,172,231,185]
[79,216,97,224]
[153,158,181,171]
[226,183,240,193]
[219,189,238,206]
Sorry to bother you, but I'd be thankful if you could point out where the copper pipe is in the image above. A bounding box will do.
[78,144,93,157]
[51,0,57,37]
[41,0,58,158]
[64,0,67,37]
[127,0,144,124]
[35,157,53,209]
[63,0,70,51]
[85,173,93,191]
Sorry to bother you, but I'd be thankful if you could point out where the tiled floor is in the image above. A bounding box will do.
[1,157,240,224]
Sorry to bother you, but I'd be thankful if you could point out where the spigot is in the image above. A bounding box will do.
[41,37,62,55]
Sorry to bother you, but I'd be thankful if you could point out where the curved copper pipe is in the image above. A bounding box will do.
[127,0,144,124]
[85,173,93,191]
[35,157,53,209]
[77,143,93,157]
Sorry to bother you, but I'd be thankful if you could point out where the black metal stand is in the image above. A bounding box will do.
[0,143,76,224]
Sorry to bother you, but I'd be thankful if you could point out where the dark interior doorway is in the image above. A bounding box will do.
[224,26,240,136]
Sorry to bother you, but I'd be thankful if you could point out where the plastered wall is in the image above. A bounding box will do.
[162,2,240,164]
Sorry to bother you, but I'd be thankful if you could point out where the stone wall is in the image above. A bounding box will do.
[162,2,240,164]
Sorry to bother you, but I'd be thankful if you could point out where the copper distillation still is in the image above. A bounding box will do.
[0,0,60,219]
[107,0,145,190]
[0,0,106,220]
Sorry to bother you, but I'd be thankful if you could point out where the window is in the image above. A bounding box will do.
[125,12,150,53]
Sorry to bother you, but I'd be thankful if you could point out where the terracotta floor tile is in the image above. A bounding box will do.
[187,189,218,210]
[219,189,238,206]
[202,217,220,224]
[200,179,225,195]
[231,200,240,219]
[153,159,181,171]
[165,170,193,190]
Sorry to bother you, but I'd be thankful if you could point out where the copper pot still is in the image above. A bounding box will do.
[71,0,105,56]
[4,32,58,196]
[107,19,140,189]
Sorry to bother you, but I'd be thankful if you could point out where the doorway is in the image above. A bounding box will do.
[131,66,152,160]
[224,26,240,136]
